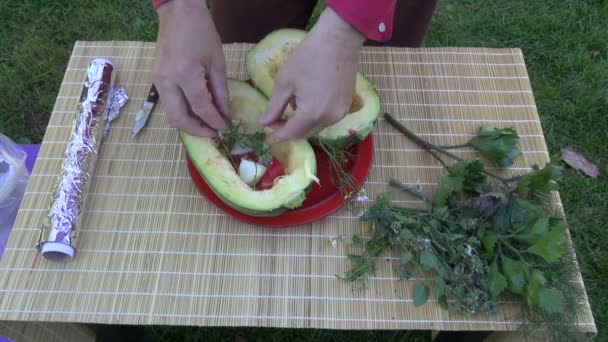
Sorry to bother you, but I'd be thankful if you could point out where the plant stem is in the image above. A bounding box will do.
[502,240,525,261]
[427,149,450,169]
[438,143,472,149]
[384,113,512,184]
[389,179,433,205]
[391,206,428,213]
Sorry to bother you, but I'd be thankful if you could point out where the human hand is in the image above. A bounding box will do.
[154,0,230,137]
[258,7,365,144]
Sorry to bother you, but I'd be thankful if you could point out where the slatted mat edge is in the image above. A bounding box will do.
[0,41,596,334]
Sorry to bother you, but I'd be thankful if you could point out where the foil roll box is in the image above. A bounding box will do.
[37,58,115,262]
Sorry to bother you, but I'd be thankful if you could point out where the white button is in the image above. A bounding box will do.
[378,22,386,33]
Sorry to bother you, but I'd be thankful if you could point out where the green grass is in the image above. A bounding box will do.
[146,327,429,342]
[1,0,607,340]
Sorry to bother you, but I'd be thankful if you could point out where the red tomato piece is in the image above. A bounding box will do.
[257,157,286,190]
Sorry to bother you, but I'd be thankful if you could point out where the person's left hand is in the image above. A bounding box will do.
[258,7,365,144]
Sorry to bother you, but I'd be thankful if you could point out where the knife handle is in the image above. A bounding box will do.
[147,84,159,103]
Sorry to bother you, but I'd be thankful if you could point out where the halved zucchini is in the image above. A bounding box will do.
[179,79,317,216]
[245,28,381,146]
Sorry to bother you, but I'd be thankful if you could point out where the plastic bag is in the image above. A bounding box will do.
[0,134,30,257]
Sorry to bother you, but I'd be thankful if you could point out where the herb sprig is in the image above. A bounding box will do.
[318,138,360,199]
[220,120,273,168]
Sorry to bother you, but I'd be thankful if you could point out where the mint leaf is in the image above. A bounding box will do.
[487,261,508,298]
[528,223,566,263]
[469,125,520,167]
[413,283,429,306]
[539,288,565,313]
[516,217,549,244]
[516,163,562,202]
[524,270,547,307]
[420,249,447,277]
[482,233,498,257]
[501,256,529,294]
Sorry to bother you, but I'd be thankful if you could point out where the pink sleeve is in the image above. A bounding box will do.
[151,0,170,9]
[325,0,397,42]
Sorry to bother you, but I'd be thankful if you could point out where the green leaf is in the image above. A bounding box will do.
[482,233,498,257]
[516,217,549,244]
[492,203,510,233]
[516,163,563,202]
[501,256,529,294]
[433,206,449,219]
[487,261,508,298]
[528,223,566,262]
[400,228,415,240]
[524,270,547,307]
[400,251,414,266]
[468,236,480,245]
[420,249,448,277]
[434,175,463,208]
[351,234,363,245]
[469,126,520,167]
[447,160,487,194]
[539,288,565,313]
[434,276,447,298]
[413,283,429,306]
[509,197,541,232]
[399,265,410,280]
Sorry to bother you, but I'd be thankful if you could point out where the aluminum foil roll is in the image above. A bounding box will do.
[37,58,114,262]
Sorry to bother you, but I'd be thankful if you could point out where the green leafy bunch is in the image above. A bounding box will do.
[340,114,583,337]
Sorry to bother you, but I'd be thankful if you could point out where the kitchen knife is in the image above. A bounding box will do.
[132,83,159,137]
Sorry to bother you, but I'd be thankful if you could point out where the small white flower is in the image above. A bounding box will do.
[355,188,368,202]
[466,244,475,256]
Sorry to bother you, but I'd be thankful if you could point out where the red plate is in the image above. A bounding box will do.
[186,135,374,228]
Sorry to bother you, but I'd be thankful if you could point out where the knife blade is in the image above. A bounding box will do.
[132,83,159,137]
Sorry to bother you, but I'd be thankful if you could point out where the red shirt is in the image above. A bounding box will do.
[151,0,396,42]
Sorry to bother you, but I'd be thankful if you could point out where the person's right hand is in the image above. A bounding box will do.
[154,0,230,137]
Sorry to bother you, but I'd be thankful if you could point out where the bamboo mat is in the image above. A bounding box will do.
[0,41,596,334]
